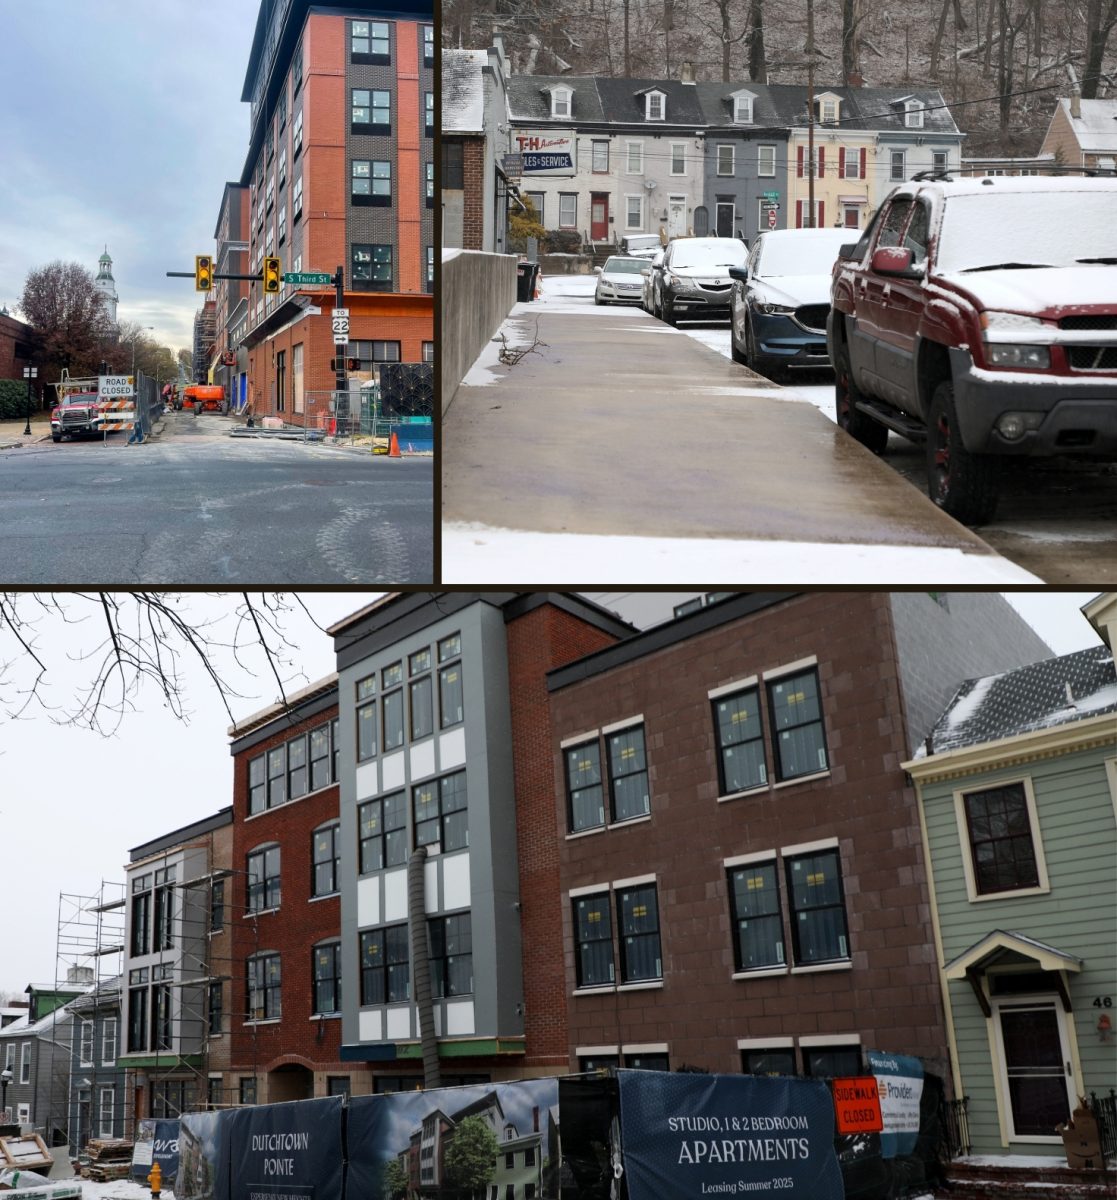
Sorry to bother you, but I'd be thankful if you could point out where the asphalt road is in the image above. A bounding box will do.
[0,412,433,584]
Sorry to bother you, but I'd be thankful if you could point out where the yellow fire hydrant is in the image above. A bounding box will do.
[147,1160,162,1197]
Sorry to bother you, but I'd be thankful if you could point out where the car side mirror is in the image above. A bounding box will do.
[728,266,749,283]
[871,246,917,275]
[594,266,602,274]
[837,242,859,260]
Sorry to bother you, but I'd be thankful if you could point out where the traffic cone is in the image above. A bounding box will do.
[388,431,401,458]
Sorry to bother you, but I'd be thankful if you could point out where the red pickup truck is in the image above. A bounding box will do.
[828,175,1117,523]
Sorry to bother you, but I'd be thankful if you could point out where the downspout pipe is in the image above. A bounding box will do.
[408,846,441,1090]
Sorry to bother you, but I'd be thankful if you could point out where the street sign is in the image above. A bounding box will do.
[761,200,780,210]
[767,209,778,229]
[831,1077,883,1135]
[763,190,780,200]
[98,375,134,398]
[284,272,333,285]
[501,153,523,180]
[332,309,350,346]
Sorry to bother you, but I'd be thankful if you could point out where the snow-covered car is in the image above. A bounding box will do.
[620,233,663,259]
[657,236,749,325]
[594,256,650,305]
[728,227,852,379]
[829,174,1117,523]
[642,249,666,315]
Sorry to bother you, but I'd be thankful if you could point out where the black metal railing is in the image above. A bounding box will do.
[1087,1089,1116,1160]
[940,1095,971,1158]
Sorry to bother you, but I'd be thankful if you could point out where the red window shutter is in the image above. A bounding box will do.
[839,147,845,176]
[860,147,867,178]
[796,199,803,228]
[818,147,825,177]
[797,146,804,178]
[819,201,825,228]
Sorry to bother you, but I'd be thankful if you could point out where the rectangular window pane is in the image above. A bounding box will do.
[358,700,377,761]
[574,894,614,986]
[439,663,463,727]
[729,862,784,970]
[607,726,649,822]
[964,783,1039,893]
[767,669,827,781]
[786,849,849,964]
[410,676,433,740]
[715,688,766,792]
[566,742,604,832]
[617,885,661,982]
[383,689,404,751]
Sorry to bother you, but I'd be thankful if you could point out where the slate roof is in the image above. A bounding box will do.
[922,643,1117,756]
[509,75,960,135]
[444,49,488,133]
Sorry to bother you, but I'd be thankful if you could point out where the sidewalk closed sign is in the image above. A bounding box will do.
[831,1076,884,1133]
[617,1070,843,1200]
[99,374,134,397]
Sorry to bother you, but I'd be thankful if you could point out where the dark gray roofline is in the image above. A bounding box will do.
[229,682,340,757]
[547,592,800,691]
[129,806,234,863]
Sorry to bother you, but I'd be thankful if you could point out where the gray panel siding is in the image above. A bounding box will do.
[922,745,1117,1153]
[891,593,1054,755]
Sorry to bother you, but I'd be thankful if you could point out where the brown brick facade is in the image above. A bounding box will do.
[505,604,625,1070]
[548,593,948,1077]
[462,137,486,251]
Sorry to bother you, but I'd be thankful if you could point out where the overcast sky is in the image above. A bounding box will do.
[0,2,260,355]
[0,589,1100,998]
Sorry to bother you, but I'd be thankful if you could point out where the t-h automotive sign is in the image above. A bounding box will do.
[514,131,576,176]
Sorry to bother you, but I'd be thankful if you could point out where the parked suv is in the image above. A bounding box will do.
[656,236,748,325]
[829,174,1117,523]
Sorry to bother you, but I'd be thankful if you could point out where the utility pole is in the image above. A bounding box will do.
[806,0,816,228]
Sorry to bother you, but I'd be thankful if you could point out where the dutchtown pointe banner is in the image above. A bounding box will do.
[227,1095,343,1200]
[618,1071,843,1199]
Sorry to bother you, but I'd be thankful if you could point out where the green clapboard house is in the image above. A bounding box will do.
[904,593,1117,1157]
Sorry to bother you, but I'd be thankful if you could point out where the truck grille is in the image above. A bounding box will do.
[62,410,93,426]
[1068,346,1117,370]
[796,304,830,333]
[1059,315,1117,330]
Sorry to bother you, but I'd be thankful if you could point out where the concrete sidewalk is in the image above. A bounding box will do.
[443,299,1026,576]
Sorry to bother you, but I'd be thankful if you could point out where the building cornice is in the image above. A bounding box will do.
[901,711,1116,783]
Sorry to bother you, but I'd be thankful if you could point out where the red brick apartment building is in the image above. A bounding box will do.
[237,0,434,424]
[547,592,952,1079]
[211,182,251,409]
[226,675,348,1103]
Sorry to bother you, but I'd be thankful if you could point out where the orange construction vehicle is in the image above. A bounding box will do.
[175,384,226,414]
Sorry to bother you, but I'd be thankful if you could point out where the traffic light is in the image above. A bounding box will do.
[263,257,282,293]
[195,255,213,292]
[330,357,361,372]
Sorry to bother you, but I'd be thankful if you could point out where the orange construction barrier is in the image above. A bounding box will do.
[388,431,401,458]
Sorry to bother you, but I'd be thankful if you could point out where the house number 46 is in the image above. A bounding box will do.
[1093,997,1113,1007]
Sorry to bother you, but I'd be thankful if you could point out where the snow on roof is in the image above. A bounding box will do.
[923,643,1116,755]
[443,49,488,133]
[1061,97,1117,152]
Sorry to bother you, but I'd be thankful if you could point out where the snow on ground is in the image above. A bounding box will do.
[42,1183,172,1200]
[442,523,1040,584]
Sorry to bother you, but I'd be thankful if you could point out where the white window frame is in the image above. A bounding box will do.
[645,91,665,121]
[890,149,906,181]
[625,141,644,175]
[734,95,753,123]
[80,1019,94,1066]
[591,140,609,173]
[821,98,838,123]
[552,88,572,119]
[843,149,859,179]
[558,193,577,229]
[953,775,1050,903]
[525,191,545,223]
[670,142,687,175]
[932,150,948,173]
[624,193,644,230]
[717,145,735,176]
[758,145,776,177]
[98,1086,115,1139]
[905,101,924,128]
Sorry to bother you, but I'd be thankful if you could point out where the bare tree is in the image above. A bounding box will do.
[18,261,109,380]
[1083,0,1117,95]
[0,593,327,736]
[747,0,768,80]
[693,0,750,81]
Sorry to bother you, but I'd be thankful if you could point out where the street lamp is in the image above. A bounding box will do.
[21,365,37,437]
[131,326,155,376]
[1,1066,12,1118]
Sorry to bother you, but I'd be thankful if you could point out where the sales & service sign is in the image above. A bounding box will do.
[618,1071,843,1199]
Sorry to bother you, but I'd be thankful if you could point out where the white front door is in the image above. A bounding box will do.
[668,195,687,238]
[992,996,1075,1141]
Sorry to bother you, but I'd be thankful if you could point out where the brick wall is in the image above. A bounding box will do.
[548,592,949,1076]
[505,603,624,1069]
[0,312,35,382]
[229,706,352,1100]
[462,138,486,251]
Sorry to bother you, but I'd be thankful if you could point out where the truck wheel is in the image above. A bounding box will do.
[51,434,61,443]
[834,339,888,455]
[926,379,1000,525]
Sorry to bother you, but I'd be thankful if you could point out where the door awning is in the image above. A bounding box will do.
[944,930,1083,1016]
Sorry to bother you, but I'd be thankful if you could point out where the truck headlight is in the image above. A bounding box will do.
[987,344,1051,368]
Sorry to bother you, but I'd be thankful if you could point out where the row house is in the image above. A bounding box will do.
[66,978,127,1150]
[544,592,1048,1078]
[507,71,963,245]
[905,593,1116,1156]
[229,0,434,427]
[120,809,233,1125]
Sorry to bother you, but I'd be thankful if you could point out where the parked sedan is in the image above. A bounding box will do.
[595,256,651,305]
[657,236,749,325]
[728,227,851,378]
[642,249,666,315]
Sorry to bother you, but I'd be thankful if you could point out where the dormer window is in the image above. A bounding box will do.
[646,90,665,121]
[730,90,756,124]
[816,92,841,124]
[551,87,572,119]
[904,99,924,128]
